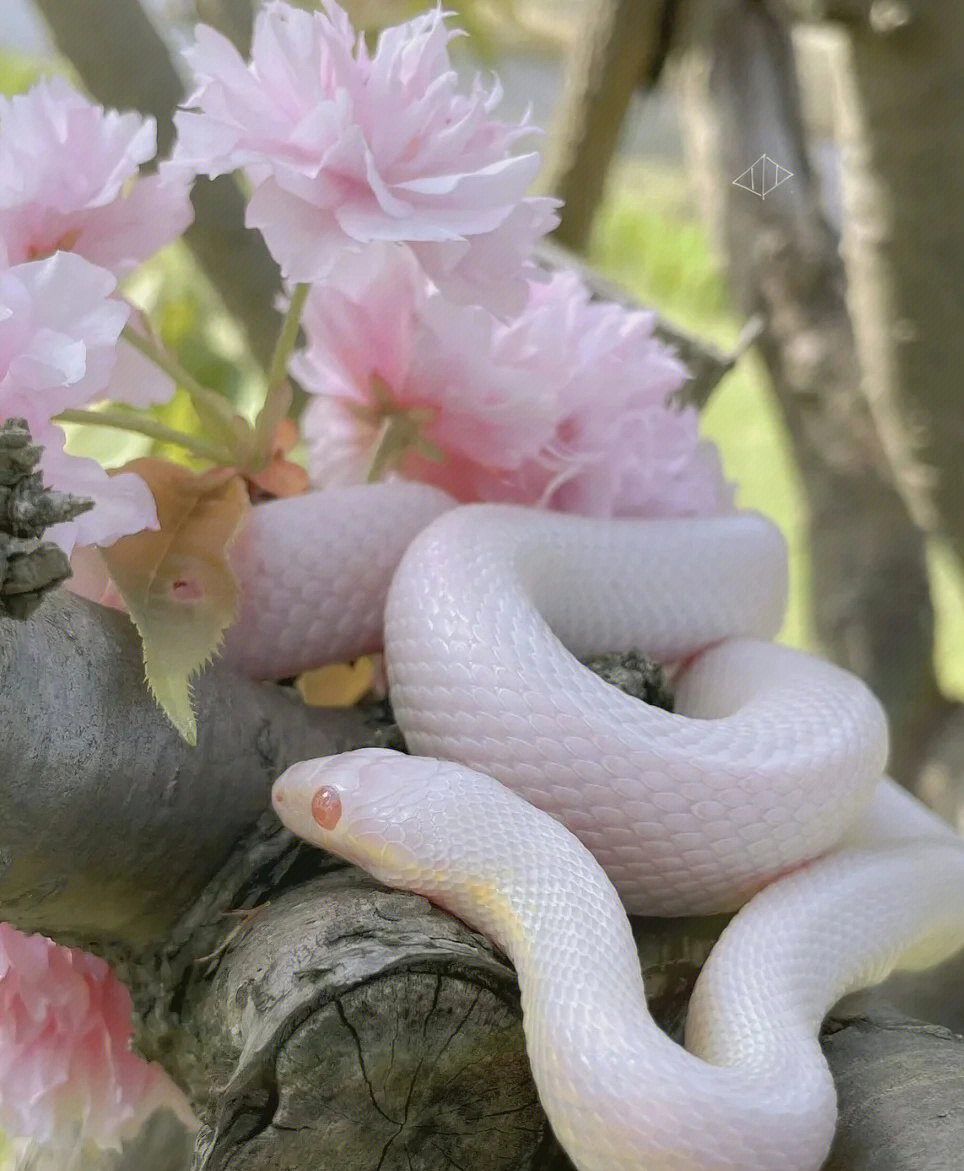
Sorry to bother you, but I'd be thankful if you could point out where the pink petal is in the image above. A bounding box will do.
[175,0,553,308]
[0,924,195,1151]
[36,424,158,554]
[0,80,192,276]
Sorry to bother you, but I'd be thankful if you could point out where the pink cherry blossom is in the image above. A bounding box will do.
[1,253,127,429]
[0,79,193,278]
[292,244,560,499]
[501,271,736,518]
[0,251,173,418]
[38,424,158,555]
[295,252,733,517]
[0,922,195,1153]
[0,253,160,551]
[174,0,557,312]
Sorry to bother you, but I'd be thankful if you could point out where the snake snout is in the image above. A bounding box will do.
[272,756,356,845]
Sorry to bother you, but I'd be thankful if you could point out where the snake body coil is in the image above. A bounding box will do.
[249,485,964,1171]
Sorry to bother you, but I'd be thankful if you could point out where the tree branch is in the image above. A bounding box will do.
[123,818,548,1171]
[0,589,395,952]
[768,1,916,27]
[823,1001,964,1170]
[832,0,964,568]
[540,0,675,252]
[672,0,948,786]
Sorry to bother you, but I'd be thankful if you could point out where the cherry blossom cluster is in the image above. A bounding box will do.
[0,78,192,553]
[294,251,731,514]
[173,1,557,312]
[0,78,195,1159]
[175,0,732,516]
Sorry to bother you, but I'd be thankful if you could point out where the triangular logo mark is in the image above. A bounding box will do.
[732,154,794,199]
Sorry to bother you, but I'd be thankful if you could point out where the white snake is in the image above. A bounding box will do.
[225,484,964,1171]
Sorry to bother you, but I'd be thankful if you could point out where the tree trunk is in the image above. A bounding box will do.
[672,0,950,787]
[32,0,283,373]
[831,2,964,568]
[128,837,548,1171]
[541,0,673,252]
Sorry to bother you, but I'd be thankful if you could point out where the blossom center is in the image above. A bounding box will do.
[345,376,442,482]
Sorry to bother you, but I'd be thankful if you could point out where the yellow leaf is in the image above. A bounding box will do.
[99,458,251,744]
[297,658,376,708]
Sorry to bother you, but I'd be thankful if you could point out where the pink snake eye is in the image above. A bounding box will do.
[311,785,343,830]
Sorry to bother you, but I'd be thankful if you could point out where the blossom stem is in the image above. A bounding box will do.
[266,283,310,392]
[364,406,443,483]
[56,408,234,465]
[365,415,410,483]
[121,325,250,457]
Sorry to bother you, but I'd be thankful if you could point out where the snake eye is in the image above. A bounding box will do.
[311,785,342,830]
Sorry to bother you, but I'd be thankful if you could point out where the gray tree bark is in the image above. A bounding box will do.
[540,0,674,252]
[773,0,964,815]
[823,1003,964,1171]
[32,0,283,373]
[672,0,952,789]
[0,590,393,951]
[129,841,548,1171]
[830,2,964,569]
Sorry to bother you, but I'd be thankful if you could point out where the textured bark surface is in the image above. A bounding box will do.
[541,0,673,251]
[33,0,284,372]
[0,419,93,618]
[0,591,391,951]
[832,1,964,567]
[823,1004,964,1171]
[673,0,950,787]
[117,805,552,1168]
[124,857,964,1171]
[123,819,732,1171]
[148,863,546,1171]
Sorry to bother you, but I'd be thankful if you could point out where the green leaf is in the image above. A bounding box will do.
[99,459,251,744]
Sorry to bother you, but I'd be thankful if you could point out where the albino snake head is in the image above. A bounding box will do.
[273,748,456,893]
